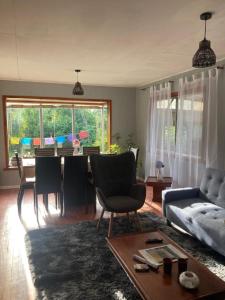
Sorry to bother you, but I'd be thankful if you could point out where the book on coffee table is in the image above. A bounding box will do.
[139,244,188,266]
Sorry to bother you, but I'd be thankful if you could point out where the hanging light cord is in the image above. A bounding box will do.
[204,19,207,39]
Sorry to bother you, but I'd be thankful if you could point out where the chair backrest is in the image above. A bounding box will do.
[90,152,136,197]
[63,156,89,208]
[83,146,100,156]
[129,147,139,166]
[15,152,23,179]
[35,156,61,194]
[57,147,74,157]
[35,148,55,157]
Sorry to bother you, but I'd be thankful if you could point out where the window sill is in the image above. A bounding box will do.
[4,166,18,171]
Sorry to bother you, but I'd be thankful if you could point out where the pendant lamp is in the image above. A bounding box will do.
[73,69,84,95]
[192,12,216,68]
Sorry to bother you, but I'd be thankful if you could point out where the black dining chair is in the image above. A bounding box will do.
[57,147,74,157]
[15,152,35,215]
[83,146,100,156]
[35,148,55,156]
[34,156,63,219]
[90,152,146,237]
[63,156,96,215]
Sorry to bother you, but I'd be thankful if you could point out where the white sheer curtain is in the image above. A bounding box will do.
[173,69,220,187]
[145,82,175,178]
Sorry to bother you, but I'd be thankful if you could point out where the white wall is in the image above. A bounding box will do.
[0,80,136,187]
[135,88,149,179]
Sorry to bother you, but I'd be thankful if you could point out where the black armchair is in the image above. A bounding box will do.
[90,152,146,237]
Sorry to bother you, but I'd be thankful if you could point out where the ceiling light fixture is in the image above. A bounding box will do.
[192,12,216,68]
[73,69,84,95]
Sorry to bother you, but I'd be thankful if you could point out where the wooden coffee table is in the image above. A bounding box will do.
[106,231,225,300]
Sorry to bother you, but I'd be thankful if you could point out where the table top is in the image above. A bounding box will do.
[146,176,172,186]
[106,231,225,300]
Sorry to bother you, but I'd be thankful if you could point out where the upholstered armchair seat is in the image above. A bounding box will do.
[96,184,145,213]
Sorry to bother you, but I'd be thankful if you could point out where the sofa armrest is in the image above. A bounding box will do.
[129,184,146,203]
[162,187,200,217]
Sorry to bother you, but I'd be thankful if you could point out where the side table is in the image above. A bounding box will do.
[146,176,172,202]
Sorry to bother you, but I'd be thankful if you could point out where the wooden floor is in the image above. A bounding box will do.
[0,186,162,300]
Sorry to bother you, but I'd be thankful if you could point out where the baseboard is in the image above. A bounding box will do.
[0,185,19,190]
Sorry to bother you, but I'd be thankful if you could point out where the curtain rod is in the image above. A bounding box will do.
[139,65,224,91]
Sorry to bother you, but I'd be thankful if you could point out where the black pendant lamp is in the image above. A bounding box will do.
[192,12,216,68]
[73,69,84,95]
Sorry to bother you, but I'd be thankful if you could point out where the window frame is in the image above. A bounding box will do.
[2,95,112,169]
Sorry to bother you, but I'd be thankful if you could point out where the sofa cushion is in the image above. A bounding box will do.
[200,168,225,208]
[166,198,225,256]
[166,198,207,233]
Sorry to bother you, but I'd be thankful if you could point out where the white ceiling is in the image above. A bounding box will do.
[0,0,225,87]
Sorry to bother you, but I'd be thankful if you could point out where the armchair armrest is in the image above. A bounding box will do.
[162,187,200,217]
[129,184,146,203]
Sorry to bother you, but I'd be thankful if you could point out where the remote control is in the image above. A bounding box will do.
[145,238,163,244]
[133,254,159,271]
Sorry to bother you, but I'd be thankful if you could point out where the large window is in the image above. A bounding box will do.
[3,96,111,167]
[156,93,203,157]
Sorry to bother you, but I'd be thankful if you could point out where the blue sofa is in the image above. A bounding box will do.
[162,168,225,256]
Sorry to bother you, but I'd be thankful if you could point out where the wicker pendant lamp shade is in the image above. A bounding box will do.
[192,12,216,68]
[73,70,84,95]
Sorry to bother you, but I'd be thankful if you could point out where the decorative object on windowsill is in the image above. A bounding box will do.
[72,69,84,95]
[73,139,80,155]
[11,154,22,167]
[155,161,164,181]
[192,12,216,68]
[179,271,200,289]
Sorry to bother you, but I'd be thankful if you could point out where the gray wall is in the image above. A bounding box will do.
[0,80,136,187]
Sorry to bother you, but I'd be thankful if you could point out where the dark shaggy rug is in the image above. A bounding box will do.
[25,212,225,300]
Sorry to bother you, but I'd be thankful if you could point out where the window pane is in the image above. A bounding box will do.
[7,107,40,160]
[42,107,72,148]
[156,98,177,147]
[177,97,203,156]
[74,107,108,152]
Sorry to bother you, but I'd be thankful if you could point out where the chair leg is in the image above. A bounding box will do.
[108,212,114,238]
[33,187,36,213]
[45,194,49,212]
[17,187,23,215]
[126,212,130,222]
[35,193,39,221]
[97,208,105,231]
[60,191,64,217]
[55,193,58,209]
[134,210,142,232]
